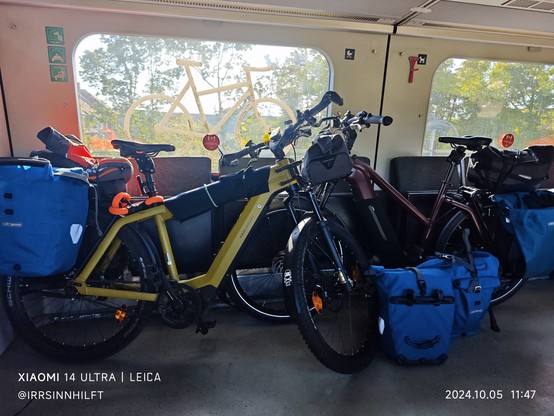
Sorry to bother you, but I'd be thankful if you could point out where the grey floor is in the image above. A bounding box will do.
[1,278,553,416]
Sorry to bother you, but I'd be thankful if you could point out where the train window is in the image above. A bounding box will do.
[74,34,330,163]
[424,58,554,155]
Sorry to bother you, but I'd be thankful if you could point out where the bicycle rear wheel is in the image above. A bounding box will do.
[2,226,157,360]
[227,207,303,323]
[435,210,526,305]
[287,219,378,373]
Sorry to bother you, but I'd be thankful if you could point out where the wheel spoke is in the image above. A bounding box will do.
[291,220,378,373]
[4,227,153,360]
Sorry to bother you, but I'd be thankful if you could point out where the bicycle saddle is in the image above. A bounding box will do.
[439,135,492,151]
[111,139,176,157]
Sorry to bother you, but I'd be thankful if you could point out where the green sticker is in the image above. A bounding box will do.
[48,46,66,64]
[45,26,64,45]
[50,65,68,82]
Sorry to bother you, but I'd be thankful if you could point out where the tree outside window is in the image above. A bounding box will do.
[75,34,330,166]
[424,58,554,155]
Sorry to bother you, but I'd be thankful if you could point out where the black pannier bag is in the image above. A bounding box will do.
[165,166,270,222]
[0,158,89,277]
[33,127,133,201]
[37,126,96,168]
[467,145,554,193]
[301,133,353,184]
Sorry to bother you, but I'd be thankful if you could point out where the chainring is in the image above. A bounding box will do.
[156,282,202,329]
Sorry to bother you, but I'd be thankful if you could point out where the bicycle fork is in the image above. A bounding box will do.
[306,189,353,293]
[282,183,353,291]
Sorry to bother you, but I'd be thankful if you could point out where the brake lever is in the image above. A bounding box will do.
[313,116,339,128]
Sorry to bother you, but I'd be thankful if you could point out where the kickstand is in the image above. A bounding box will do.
[196,318,217,335]
[489,307,501,333]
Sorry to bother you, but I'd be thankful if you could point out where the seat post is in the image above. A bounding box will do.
[136,154,158,197]
[438,146,466,195]
[426,146,468,235]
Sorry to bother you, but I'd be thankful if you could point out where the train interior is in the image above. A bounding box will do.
[1,0,554,414]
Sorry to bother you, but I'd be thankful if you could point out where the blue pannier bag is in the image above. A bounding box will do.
[372,258,456,365]
[494,191,554,278]
[0,157,89,277]
[449,251,500,337]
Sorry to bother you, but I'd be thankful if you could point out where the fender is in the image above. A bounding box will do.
[282,216,317,316]
[125,224,162,288]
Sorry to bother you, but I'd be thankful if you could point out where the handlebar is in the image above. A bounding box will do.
[305,91,343,118]
[318,110,393,152]
[270,91,344,160]
[219,141,267,167]
[346,111,393,128]
[359,113,393,127]
[224,91,391,163]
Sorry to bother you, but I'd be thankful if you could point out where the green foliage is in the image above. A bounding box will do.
[266,49,330,110]
[425,58,554,154]
[76,34,329,166]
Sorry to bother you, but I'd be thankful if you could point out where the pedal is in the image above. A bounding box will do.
[196,318,216,335]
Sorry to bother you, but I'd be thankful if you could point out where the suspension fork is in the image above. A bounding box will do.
[305,189,353,292]
[283,183,302,226]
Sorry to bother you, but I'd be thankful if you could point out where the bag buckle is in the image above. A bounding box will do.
[468,279,482,293]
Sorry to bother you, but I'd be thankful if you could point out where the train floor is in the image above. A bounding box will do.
[1,278,553,416]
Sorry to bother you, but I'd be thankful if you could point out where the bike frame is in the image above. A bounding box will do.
[158,59,271,137]
[347,157,488,245]
[71,158,298,303]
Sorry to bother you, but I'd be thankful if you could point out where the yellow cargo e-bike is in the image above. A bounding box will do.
[3,92,379,373]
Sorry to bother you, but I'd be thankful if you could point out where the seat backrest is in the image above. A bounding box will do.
[540,159,554,189]
[127,156,212,196]
[389,156,463,193]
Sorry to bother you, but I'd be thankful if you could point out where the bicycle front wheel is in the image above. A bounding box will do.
[235,98,296,145]
[2,226,157,361]
[287,219,378,373]
[435,210,526,305]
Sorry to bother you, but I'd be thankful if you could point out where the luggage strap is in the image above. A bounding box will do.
[390,267,455,306]
[436,228,478,277]
[406,266,426,295]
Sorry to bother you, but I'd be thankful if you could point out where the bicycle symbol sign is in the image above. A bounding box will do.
[124,59,295,150]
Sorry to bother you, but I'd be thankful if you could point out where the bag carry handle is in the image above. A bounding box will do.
[404,335,440,350]
[395,267,455,306]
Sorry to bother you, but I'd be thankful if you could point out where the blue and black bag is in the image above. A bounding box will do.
[373,258,456,365]
[494,191,554,278]
[0,157,89,277]
[373,233,500,364]
[449,251,500,337]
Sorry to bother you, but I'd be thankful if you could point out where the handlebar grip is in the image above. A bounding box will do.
[219,142,266,167]
[362,114,393,126]
[306,91,343,118]
[220,153,244,167]
[269,91,343,160]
